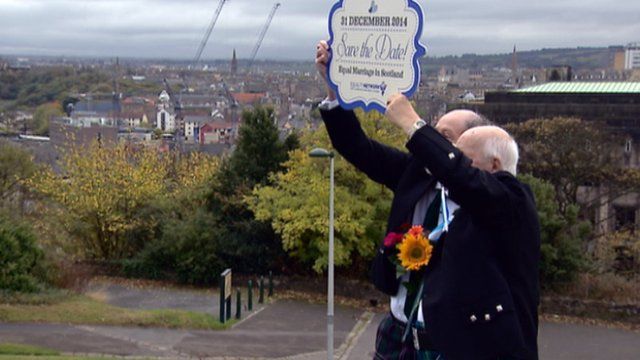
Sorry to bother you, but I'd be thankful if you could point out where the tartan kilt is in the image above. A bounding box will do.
[374,313,441,360]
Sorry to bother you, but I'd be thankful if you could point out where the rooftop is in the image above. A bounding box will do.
[232,92,266,105]
[513,82,640,94]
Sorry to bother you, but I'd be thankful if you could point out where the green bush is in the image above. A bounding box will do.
[124,107,295,284]
[0,214,45,292]
[124,209,227,285]
[520,174,591,287]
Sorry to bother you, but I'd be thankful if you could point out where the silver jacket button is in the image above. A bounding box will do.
[470,314,477,322]
[448,152,455,160]
[484,314,491,321]
[496,304,503,312]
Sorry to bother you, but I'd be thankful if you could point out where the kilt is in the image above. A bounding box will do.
[373,313,520,360]
[374,313,442,360]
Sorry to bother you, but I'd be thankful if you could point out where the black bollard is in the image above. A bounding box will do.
[248,280,253,311]
[236,289,241,319]
[268,271,273,297]
[259,276,265,304]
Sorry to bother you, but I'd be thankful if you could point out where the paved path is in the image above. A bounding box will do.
[85,282,226,315]
[341,313,640,360]
[1,282,639,359]
[2,308,639,359]
[0,300,363,359]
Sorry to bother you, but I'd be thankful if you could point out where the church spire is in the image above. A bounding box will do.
[231,48,238,75]
[511,45,519,87]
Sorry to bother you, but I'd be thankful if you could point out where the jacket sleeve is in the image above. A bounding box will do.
[370,247,401,296]
[405,125,519,228]
[320,106,410,192]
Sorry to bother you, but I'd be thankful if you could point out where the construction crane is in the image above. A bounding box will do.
[162,78,182,117]
[248,2,281,70]
[220,79,238,108]
[220,78,239,122]
[193,0,229,67]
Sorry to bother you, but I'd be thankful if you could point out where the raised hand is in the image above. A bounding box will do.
[386,93,420,135]
[315,40,336,101]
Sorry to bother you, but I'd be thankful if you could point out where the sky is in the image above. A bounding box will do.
[0,0,639,61]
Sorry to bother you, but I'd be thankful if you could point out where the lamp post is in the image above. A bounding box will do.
[309,147,335,360]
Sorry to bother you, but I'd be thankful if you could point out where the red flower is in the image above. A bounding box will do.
[408,225,424,237]
[384,232,404,248]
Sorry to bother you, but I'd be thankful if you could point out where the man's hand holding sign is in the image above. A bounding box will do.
[323,0,426,112]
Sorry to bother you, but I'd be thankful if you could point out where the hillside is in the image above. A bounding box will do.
[421,46,620,73]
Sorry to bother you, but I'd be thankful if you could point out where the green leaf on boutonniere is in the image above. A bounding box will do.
[396,264,407,277]
[402,280,419,295]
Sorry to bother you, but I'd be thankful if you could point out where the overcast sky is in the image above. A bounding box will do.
[0,0,638,61]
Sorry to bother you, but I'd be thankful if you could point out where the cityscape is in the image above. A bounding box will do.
[1,0,640,359]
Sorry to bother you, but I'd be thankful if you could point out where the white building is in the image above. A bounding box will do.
[625,43,640,70]
[156,90,176,132]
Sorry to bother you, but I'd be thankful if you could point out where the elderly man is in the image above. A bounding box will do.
[315,41,495,359]
[384,94,541,360]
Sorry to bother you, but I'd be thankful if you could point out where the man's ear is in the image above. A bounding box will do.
[491,157,502,173]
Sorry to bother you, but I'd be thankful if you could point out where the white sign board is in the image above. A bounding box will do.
[327,0,426,112]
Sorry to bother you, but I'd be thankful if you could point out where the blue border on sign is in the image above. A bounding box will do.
[327,0,426,113]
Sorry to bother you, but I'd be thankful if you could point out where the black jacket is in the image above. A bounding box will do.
[320,106,540,360]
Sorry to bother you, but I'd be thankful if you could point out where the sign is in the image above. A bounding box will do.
[222,268,232,299]
[327,0,426,113]
[219,268,232,322]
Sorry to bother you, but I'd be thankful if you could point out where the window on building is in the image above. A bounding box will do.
[614,205,636,231]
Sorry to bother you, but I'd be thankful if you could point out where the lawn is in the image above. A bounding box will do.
[0,291,234,330]
[0,343,143,359]
[0,357,113,360]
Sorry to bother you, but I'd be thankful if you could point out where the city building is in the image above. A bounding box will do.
[450,82,640,128]
[156,90,176,132]
[199,122,233,144]
[450,81,640,234]
[184,115,213,143]
[625,42,640,70]
[613,46,626,71]
[50,117,118,150]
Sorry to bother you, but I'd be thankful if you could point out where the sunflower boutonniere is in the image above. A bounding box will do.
[383,225,434,275]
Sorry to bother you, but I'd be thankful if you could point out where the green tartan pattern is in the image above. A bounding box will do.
[374,313,441,360]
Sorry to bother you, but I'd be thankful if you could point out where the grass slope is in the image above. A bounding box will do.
[0,292,233,330]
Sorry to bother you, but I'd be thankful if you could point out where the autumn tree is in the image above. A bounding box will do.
[0,140,36,214]
[127,107,296,284]
[30,102,63,136]
[505,117,622,214]
[248,109,405,273]
[27,141,219,260]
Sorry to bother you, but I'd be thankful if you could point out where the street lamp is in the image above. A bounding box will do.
[309,147,335,360]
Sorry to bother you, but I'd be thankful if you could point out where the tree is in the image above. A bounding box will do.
[248,109,406,272]
[129,106,297,282]
[0,140,36,213]
[227,106,288,188]
[505,117,621,213]
[27,142,169,258]
[519,174,590,286]
[30,102,63,136]
[27,142,218,260]
[205,106,297,274]
[0,213,45,292]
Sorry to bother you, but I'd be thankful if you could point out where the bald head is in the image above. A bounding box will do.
[435,110,488,143]
[456,126,519,175]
